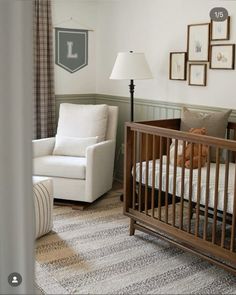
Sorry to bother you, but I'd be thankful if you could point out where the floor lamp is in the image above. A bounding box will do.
[110,51,152,201]
[110,51,153,121]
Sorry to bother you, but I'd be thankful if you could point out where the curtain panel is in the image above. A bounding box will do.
[34,0,56,139]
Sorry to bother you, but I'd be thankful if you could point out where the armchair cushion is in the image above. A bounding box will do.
[57,104,108,142]
[34,155,86,179]
[53,135,98,157]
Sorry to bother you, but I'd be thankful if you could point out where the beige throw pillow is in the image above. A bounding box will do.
[180,107,232,162]
[53,136,98,157]
[57,104,108,142]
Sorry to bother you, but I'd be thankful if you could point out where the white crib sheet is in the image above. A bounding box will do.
[135,156,235,214]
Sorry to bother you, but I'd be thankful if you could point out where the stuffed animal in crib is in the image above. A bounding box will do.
[177,127,208,169]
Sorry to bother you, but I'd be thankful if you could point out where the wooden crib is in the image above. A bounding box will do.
[124,118,236,274]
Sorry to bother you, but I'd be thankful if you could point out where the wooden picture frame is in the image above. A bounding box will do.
[169,52,187,80]
[210,44,235,70]
[189,63,207,86]
[211,16,230,41]
[187,23,210,62]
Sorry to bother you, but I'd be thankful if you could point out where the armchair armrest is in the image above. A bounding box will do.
[32,137,55,158]
[85,140,115,202]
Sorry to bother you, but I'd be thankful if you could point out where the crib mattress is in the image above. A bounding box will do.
[135,156,236,214]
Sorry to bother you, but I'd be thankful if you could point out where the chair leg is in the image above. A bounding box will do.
[129,218,136,236]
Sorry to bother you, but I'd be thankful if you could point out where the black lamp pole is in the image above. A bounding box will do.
[129,51,135,122]
[120,81,135,202]
[129,79,135,122]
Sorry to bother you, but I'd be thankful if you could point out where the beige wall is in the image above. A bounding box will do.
[52,0,236,109]
[51,0,97,94]
[97,0,236,109]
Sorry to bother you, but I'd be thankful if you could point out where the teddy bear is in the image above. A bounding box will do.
[176,127,208,169]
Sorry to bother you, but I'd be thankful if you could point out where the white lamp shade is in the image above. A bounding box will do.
[110,52,153,80]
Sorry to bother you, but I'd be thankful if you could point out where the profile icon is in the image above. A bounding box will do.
[8,272,22,287]
[12,276,18,284]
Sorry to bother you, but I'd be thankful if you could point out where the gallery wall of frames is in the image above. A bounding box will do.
[169,15,235,87]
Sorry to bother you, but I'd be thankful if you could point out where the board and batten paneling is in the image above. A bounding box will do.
[56,93,236,181]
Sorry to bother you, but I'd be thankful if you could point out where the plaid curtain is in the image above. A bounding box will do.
[33,0,56,139]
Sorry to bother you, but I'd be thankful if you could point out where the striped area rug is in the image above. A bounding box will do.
[35,187,236,294]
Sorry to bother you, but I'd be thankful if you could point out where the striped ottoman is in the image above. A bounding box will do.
[33,176,53,239]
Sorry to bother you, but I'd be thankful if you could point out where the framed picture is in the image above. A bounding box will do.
[189,64,207,86]
[210,44,235,70]
[169,52,187,80]
[211,16,230,41]
[187,23,210,62]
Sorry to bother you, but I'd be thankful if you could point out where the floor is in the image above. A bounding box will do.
[35,182,236,294]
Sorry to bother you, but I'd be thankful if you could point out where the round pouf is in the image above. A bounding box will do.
[33,176,53,239]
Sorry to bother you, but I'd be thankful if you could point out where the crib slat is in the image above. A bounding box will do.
[158,136,163,220]
[138,133,142,212]
[212,147,220,244]
[195,144,202,237]
[233,130,236,162]
[230,160,236,252]
[180,141,186,230]
[187,143,194,233]
[203,146,211,241]
[165,138,170,223]
[172,139,178,227]
[132,131,136,209]
[221,150,229,248]
[145,134,149,215]
[227,128,230,140]
[151,135,156,218]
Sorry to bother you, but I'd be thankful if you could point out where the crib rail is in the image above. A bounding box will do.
[124,119,236,274]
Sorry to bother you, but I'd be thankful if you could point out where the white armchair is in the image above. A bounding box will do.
[33,104,118,203]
